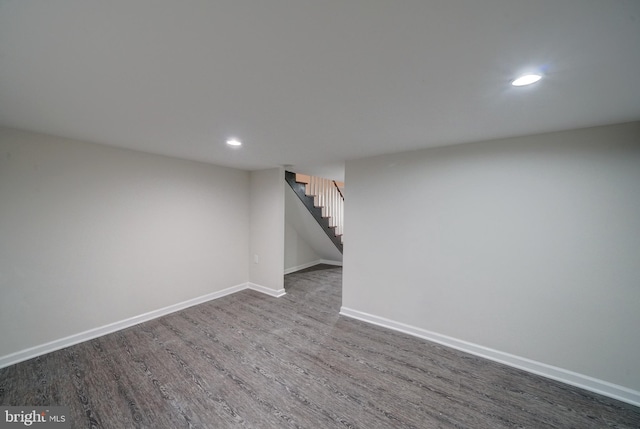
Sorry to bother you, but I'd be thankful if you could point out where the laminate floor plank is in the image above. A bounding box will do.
[1,265,639,428]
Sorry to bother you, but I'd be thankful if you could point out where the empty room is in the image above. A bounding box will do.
[1,1,639,428]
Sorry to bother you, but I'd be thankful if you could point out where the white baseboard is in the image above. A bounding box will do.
[284,260,321,274]
[340,307,640,408]
[319,259,343,266]
[284,259,343,275]
[0,282,283,369]
[247,282,286,298]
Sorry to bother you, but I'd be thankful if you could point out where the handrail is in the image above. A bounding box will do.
[333,180,344,200]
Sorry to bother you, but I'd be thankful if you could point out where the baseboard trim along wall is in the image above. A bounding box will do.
[247,282,286,298]
[339,307,640,408]
[0,282,283,369]
[284,259,343,275]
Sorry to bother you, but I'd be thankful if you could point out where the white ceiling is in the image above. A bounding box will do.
[1,1,639,180]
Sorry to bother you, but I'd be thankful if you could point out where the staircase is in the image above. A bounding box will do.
[285,171,344,254]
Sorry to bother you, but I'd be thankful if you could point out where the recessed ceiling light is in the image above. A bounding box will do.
[511,74,543,87]
[226,138,242,147]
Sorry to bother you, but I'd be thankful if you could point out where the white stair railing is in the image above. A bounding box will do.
[296,173,344,243]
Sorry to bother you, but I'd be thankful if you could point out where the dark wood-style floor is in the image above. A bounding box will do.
[1,265,639,428]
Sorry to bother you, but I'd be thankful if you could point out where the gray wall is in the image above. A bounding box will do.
[285,222,321,272]
[0,127,250,357]
[343,122,640,393]
[249,168,285,292]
